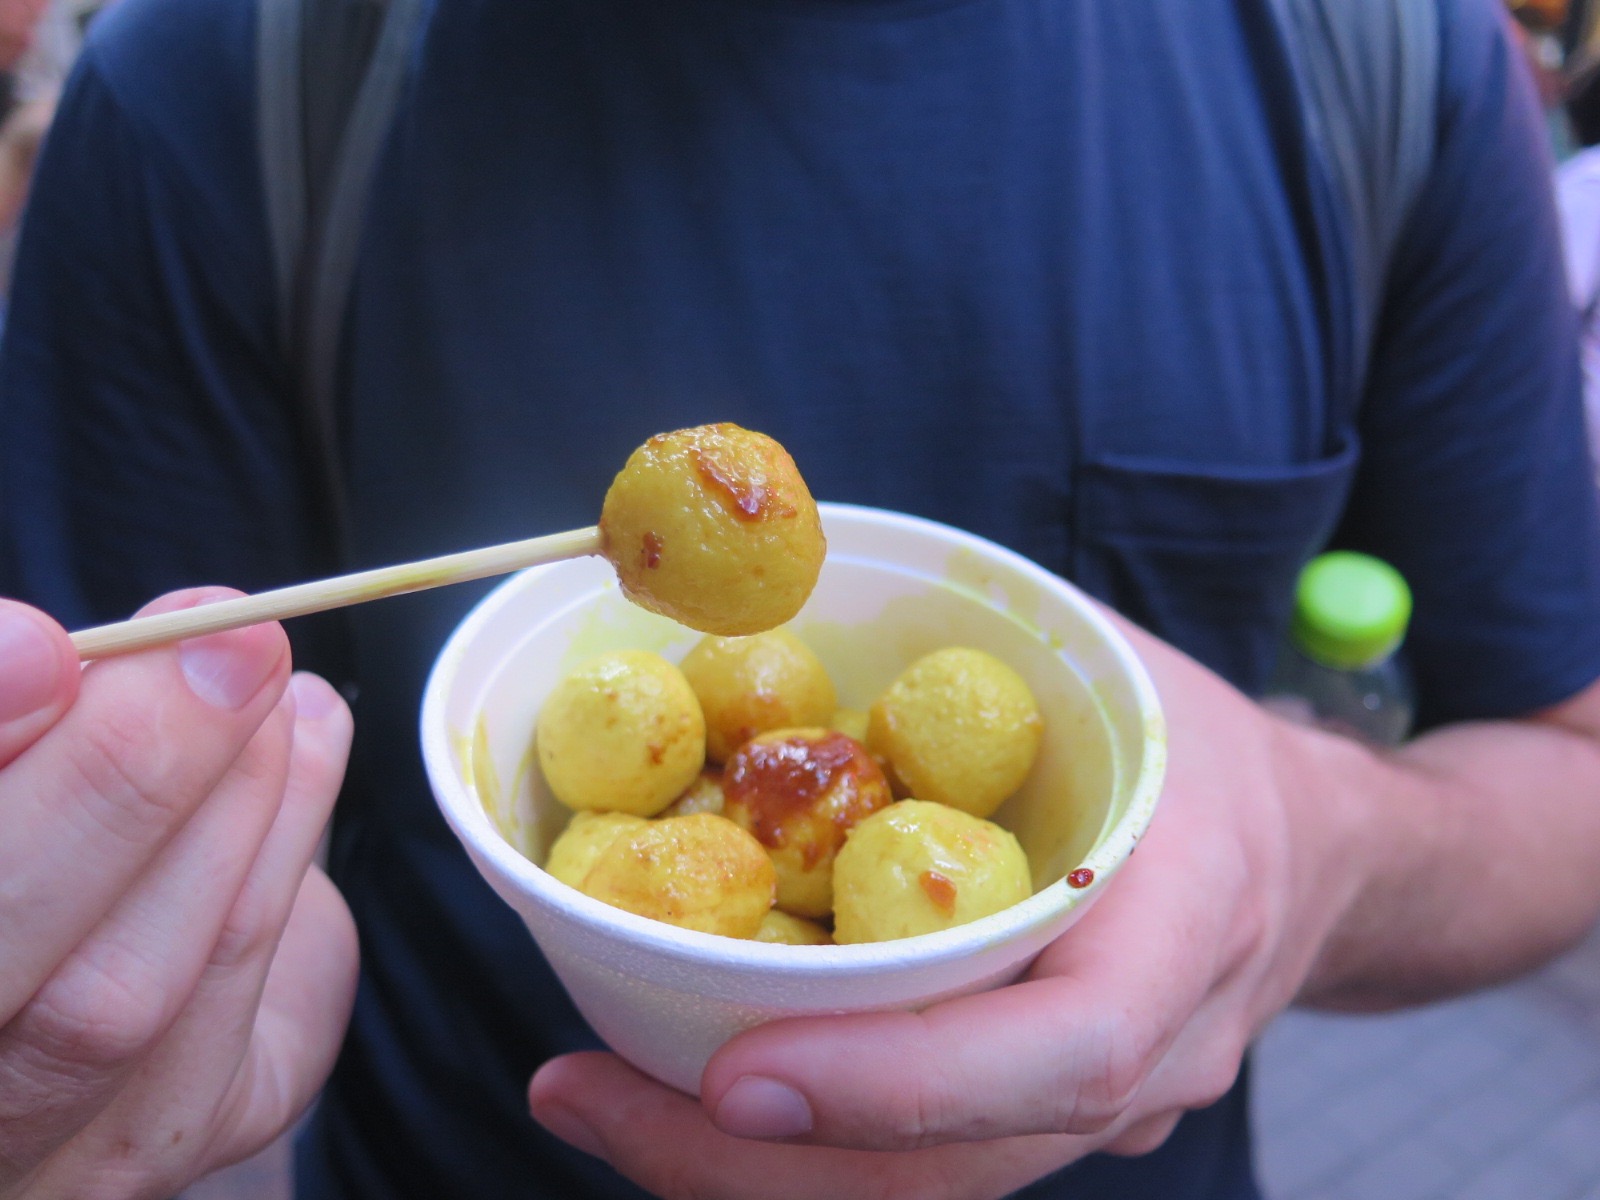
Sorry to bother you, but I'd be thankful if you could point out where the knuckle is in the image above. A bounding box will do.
[70,708,193,836]
[898,1075,954,1148]
[1225,885,1273,971]
[866,1015,972,1148]
[208,879,283,972]
[19,959,170,1076]
[1105,1113,1182,1158]
[1185,1071,1234,1116]
[1184,1039,1246,1113]
[1060,1013,1153,1134]
[236,703,297,784]
[867,1057,968,1149]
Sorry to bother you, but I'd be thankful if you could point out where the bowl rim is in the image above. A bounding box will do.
[420,502,1166,978]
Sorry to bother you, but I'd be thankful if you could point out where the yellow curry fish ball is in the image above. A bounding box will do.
[536,649,706,816]
[832,800,1033,944]
[752,910,833,946]
[660,768,725,818]
[599,423,826,637]
[544,812,648,888]
[867,646,1043,819]
[680,629,838,764]
[722,728,893,919]
[578,813,776,939]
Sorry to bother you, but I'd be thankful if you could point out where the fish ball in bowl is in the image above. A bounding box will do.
[833,800,1033,944]
[680,629,837,764]
[578,813,775,939]
[722,728,893,919]
[536,649,705,816]
[544,812,649,888]
[867,646,1043,819]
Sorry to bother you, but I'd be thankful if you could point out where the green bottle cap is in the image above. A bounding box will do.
[1290,551,1412,670]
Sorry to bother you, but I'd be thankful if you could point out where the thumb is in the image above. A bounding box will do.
[0,599,79,768]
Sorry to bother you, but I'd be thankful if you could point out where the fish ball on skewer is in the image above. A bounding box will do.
[599,424,825,637]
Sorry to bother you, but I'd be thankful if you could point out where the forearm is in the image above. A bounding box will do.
[1296,688,1600,1011]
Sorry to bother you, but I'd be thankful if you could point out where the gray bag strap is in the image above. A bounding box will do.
[256,0,424,562]
[1272,0,1441,384]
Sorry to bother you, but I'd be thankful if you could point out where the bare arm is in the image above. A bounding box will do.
[1300,676,1600,1010]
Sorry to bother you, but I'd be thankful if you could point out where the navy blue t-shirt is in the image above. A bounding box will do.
[5,0,1600,1197]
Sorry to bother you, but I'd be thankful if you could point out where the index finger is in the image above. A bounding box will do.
[0,599,80,768]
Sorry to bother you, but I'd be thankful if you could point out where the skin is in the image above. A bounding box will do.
[0,591,357,1200]
[524,609,1600,1200]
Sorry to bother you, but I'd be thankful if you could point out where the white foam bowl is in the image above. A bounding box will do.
[421,503,1166,1095]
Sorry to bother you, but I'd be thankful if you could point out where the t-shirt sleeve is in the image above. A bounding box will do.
[1335,0,1600,728]
[0,31,332,665]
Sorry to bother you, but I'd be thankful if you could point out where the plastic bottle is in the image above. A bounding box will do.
[1264,551,1415,746]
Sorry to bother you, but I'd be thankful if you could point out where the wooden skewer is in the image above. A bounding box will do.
[70,526,605,661]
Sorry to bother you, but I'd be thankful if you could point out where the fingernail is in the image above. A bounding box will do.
[713,1076,813,1140]
[536,1105,606,1159]
[0,605,61,722]
[290,672,341,721]
[179,630,278,710]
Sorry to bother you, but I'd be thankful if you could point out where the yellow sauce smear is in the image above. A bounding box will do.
[468,715,515,844]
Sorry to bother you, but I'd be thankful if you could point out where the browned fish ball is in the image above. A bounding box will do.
[544,812,649,888]
[536,649,706,816]
[867,647,1043,819]
[578,813,776,939]
[680,629,838,764]
[722,728,894,919]
[599,424,826,637]
[832,800,1033,944]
